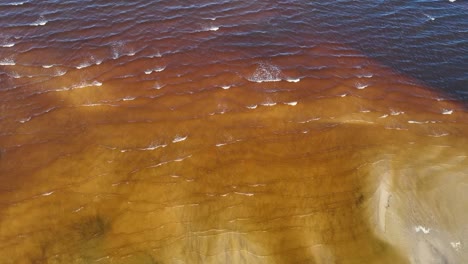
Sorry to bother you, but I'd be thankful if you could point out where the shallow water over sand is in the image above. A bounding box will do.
[0,1,467,263]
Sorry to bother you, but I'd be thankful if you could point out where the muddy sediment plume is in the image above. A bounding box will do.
[1,1,467,263]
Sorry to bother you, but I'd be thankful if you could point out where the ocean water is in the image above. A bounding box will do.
[0,1,467,263]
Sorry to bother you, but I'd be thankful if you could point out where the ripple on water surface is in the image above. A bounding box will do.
[0,1,467,264]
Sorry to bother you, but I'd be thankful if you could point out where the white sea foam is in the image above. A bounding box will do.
[31,16,47,26]
[76,61,92,69]
[91,80,102,87]
[221,85,231,90]
[122,96,136,101]
[140,143,167,151]
[3,1,28,5]
[145,66,166,74]
[261,102,276,106]
[111,47,120,59]
[172,135,187,143]
[298,117,320,123]
[42,64,53,68]
[357,73,373,78]
[248,62,282,83]
[390,109,404,116]
[442,109,453,115]
[428,132,449,137]
[246,105,257,109]
[41,191,54,196]
[208,26,219,31]
[69,80,102,90]
[449,0,456,2]
[286,78,301,83]
[54,69,67,76]
[19,116,31,123]
[234,192,254,197]
[1,43,15,48]
[111,42,125,59]
[414,225,431,234]
[408,120,439,124]
[355,83,368,89]
[284,101,298,106]
[0,58,15,66]
[174,155,191,162]
[153,83,165,90]
[424,14,435,21]
[82,103,103,107]
[408,120,425,124]
[73,206,84,213]
[7,72,23,79]
[9,72,21,78]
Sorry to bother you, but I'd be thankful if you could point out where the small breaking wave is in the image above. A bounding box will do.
[55,80,102,91]
[76,62,93,69]
[2,1,28,6]
[442,109,453,115]
[424,14,435,21]
[73,81,101,89]
[172,135,188,143]
[76,56,102,69]
[0,58,15,66]
[201,25,220,32]
[53,69,67,76]
[1,43,15,48]
[357,73,373,78]
[144,66,166,74]
[284,101,298,106]
[153,83,165,90]
[148,51,162,58]
[122,96,136,101]
[248,62,282,83]
[355,82,368,89]
[7,71,21,78]
[31,16,48,26]
[260,101,277,106]
[140,143,167,151]
[111,42,136,59]
[286,78,301,83]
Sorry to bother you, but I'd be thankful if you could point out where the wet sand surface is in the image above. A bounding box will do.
[0,1,467,263]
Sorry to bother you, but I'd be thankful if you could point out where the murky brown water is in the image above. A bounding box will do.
[1,1,467,263]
